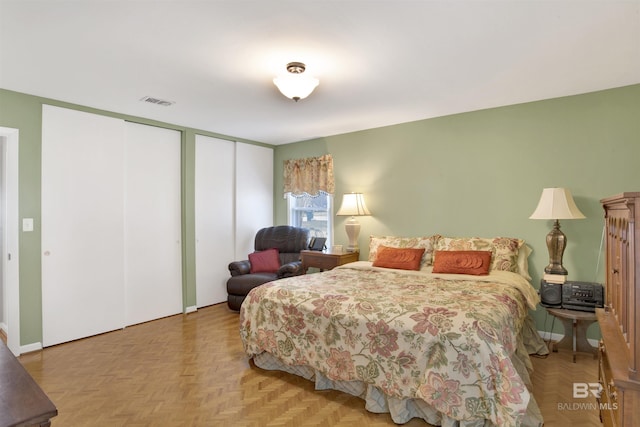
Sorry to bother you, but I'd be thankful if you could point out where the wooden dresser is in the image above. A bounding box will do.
[597,193,640,427]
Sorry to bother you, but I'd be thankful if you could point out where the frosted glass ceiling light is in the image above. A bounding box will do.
[273,62,319,102]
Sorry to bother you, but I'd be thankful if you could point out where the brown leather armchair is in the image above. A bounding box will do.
[227,225,310,310]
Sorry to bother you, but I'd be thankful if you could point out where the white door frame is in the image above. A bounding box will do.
[0,127,20,356]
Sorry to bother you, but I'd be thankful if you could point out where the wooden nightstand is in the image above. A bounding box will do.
[300,250,359,273]
[546,307,598,363]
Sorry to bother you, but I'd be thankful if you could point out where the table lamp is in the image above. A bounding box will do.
[529,187,585,275]
[336,193,371,252]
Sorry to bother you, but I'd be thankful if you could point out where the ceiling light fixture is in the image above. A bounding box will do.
[273,62,319,102]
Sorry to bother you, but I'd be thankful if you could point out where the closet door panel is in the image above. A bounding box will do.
[194,135,234,307]
[124,122,182,326]
[235,143,273,260]
[42,105,126,347]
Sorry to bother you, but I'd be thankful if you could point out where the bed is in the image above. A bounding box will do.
[240,235,548,427]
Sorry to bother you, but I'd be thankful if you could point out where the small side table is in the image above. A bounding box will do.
[300,250,359,273]
[546,307,598,363]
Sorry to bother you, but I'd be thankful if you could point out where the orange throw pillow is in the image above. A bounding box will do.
[432,250,492,275]
[372,246,425,270]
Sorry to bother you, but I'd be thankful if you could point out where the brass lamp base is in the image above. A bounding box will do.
[544,219,568,275]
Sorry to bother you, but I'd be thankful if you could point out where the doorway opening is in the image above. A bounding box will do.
[0,127,20,355]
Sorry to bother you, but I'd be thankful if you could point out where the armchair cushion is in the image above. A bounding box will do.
[228,260,251,277]
[227,272,278,297]
[248,248,281,273]
[277,260,304,278]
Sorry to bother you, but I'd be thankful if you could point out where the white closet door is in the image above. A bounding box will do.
[235,143,273,260]
[42,105,126,347]
[124,122,182,326]
[195,135,234,307]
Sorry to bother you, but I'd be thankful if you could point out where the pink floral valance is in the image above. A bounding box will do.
[283,154,335,196]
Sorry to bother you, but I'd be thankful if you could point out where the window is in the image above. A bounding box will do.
[283,154,334,248]
[287,192,333,247]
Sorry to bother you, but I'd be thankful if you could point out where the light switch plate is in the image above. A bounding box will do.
[22,218,34,232]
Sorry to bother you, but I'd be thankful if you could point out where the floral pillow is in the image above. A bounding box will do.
[369,235,439,267]
[434,237,524,273]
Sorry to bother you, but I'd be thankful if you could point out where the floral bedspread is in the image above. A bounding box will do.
[240,262,541,426]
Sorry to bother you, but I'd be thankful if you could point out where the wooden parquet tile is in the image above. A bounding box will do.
[529,349,601,427]
[18,303,601,426]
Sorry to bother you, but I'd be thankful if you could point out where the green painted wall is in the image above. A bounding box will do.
[274,84,640,338]
[2,84,638,346]
[0,88,269,346]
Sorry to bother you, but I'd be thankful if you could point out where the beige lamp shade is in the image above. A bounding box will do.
[529,188,585,220]
[336,193,371,216]
[336,193,371,253]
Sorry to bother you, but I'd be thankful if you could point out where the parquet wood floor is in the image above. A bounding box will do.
[18,303,601,426]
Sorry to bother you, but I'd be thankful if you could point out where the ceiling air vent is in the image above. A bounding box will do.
[140,96,174,107]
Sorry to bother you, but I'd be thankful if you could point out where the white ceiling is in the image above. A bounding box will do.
[1,1,638,145]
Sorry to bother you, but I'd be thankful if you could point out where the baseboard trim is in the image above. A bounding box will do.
[185,306,197,314]
[21,342,43,354]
